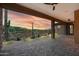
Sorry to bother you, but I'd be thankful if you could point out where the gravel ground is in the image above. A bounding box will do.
[1,35,79,56]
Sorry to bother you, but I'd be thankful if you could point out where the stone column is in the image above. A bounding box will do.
[65,23,70,35]
[51,20,55,39]
[74,10,79,43]
[0,8,3,51]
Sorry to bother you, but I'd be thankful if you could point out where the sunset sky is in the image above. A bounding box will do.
[8,10,51,30]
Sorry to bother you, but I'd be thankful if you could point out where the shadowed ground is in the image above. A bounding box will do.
[0,35,79,56]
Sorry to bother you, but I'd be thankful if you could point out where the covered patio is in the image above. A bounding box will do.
[0,3,78,56]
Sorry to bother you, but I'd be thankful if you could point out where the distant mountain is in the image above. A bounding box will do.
[8,26,51,40]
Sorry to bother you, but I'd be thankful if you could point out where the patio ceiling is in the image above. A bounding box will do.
[19,3,79,22]
[0,3,78,24]
[0,3,67,24]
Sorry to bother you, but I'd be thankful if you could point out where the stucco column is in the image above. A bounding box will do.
[74,10,79,43]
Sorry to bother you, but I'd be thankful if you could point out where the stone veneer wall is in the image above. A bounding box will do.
[0,8,3,50]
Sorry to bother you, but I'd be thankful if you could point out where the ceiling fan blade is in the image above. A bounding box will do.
[44,3,58,5]
[44,3,52,5]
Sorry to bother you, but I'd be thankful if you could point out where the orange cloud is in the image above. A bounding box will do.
[8,10,51,30]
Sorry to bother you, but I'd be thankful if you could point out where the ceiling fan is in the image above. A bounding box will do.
[44,3,58,11]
